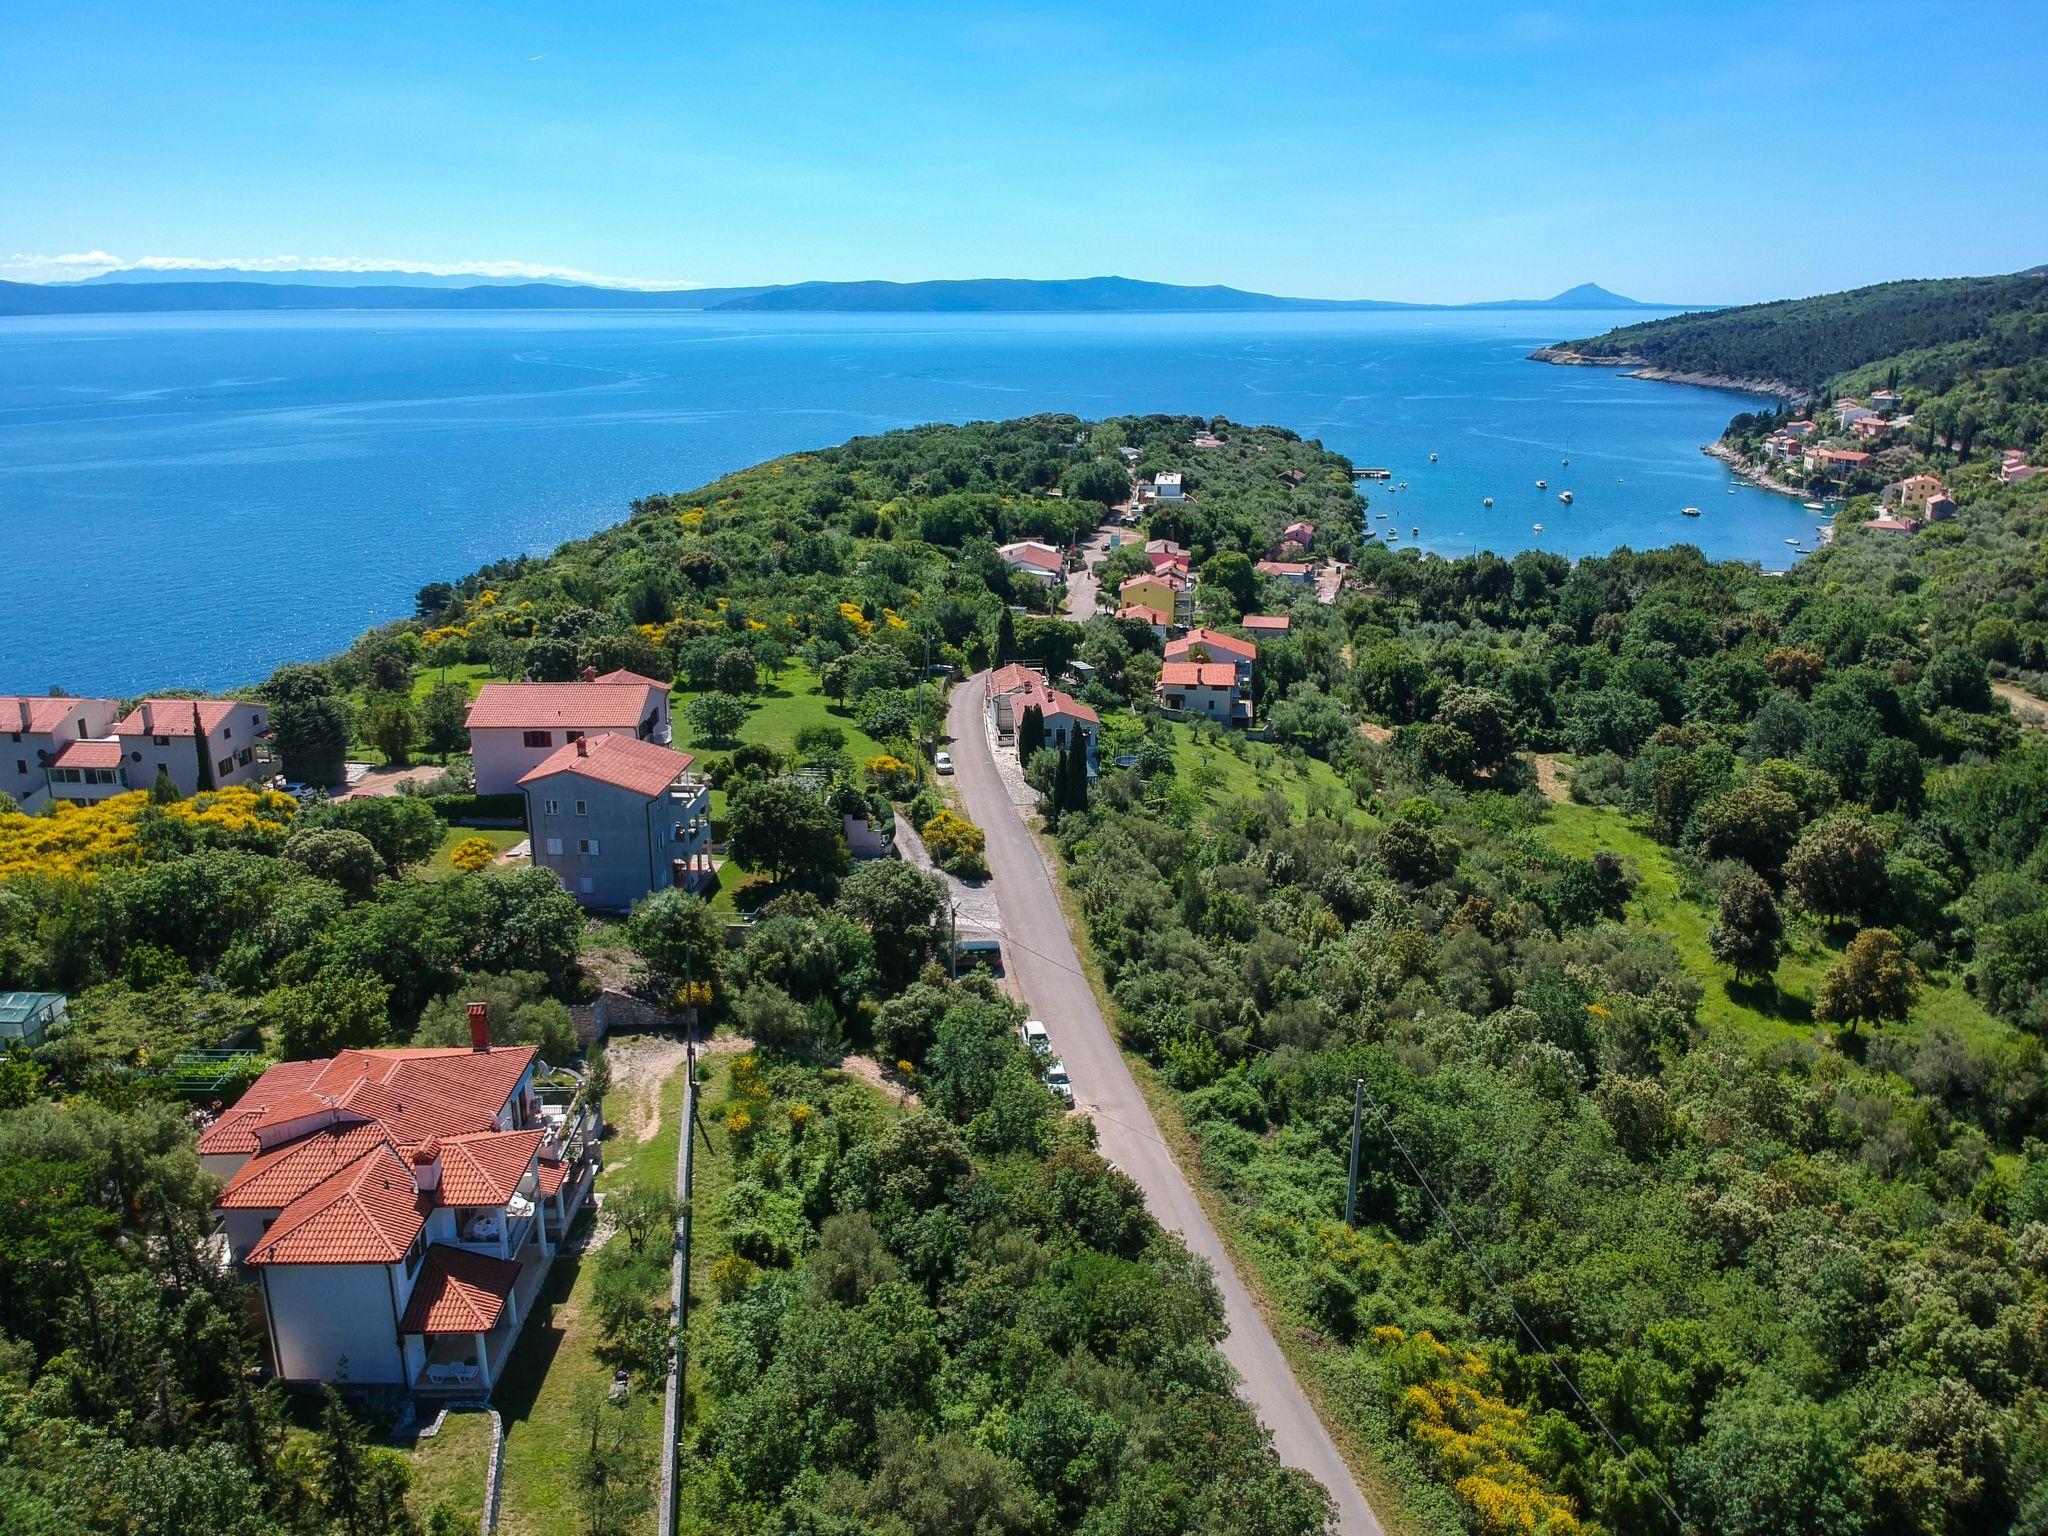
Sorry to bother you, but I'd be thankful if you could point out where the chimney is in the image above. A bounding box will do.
[467,1001,490,1053]
[582,665,598,683]
[141,701,154,734]
[410,1138,442,1194]
[575,737,588,757]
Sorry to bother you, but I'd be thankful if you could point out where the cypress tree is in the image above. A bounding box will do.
[193,702,216,792]
[1049,734,1070,822]
[1066,729,1090,814]
[997,607,1016,663]
[1019,703,1045,763]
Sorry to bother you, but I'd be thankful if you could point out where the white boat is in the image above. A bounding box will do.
[1429,453,1439,462]
[1562,458,1570,466]
[1482,497,1494,507]
[1536,479,1548,489]
[1681,506,1701,517]
[1411,526,1419,536]
[1784,537,1799,545]
[1558,491,1573,504]
[1532,523,1544,533]
[1803,501,1826,511]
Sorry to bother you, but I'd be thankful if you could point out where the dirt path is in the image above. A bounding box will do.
[1355,720,1393,745]
[1993,678,2048,732]
[604,1034,691,1144]
[339,763,449,799]
[1534,753,1571,804]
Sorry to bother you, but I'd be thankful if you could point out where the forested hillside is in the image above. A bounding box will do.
[1547,267,2048,397]
[9,406,2048,1534]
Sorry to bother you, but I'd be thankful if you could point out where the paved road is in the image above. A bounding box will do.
[1062,524,1120,623]
[946,676,1382,1536]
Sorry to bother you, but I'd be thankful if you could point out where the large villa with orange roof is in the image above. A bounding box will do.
[465,668,672,795]
[201,1006,600,1392]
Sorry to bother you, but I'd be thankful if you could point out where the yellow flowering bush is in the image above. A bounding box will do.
[838,601,874,637]
[449,837,498,872]
[0,787,296,880]
[921,809,988,878]
[1379,1328,1588,1536]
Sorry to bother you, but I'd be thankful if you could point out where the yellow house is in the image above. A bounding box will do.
[1117,570,1188,627]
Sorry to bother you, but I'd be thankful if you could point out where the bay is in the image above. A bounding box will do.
[0,307,1811,695]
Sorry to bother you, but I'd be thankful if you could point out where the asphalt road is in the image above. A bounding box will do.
[946,675,1383,1536]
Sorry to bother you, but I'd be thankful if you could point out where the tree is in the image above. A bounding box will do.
[1919,646,1993,713]
[263,968,391,1059]
[193,702,216,793]
[1202,549,1258,614]
[684,691,751,745]
[420,680,472,760]
[1063,731,1090,815]
[1784,816,1887,927]
[922,809,988,878]
[282,826,383,899]
[1814,928,1921,1033]
[626,887,723,989]
[726,777,846,889]
[298,795,443,871]
[792,723,847,766]
[1018,703,1045,763]
[1709,869,1784,983]
[264,663,351,786]
[569,1390,653,1536]
[363,697,419,765]
[836,859,946,987]
[732,980,835,1053]
[714,647,759,695]
[1696,783,1804,877]
[315,1386,421,1536]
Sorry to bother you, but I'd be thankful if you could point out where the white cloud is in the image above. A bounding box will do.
[1,251,701,290]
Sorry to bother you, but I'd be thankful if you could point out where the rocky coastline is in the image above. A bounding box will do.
[1528,346,1807,405]
[1703,439,1808,498]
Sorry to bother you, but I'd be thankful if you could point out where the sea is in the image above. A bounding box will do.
[0,307,1818,695]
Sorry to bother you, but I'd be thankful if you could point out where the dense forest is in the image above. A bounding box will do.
[1550,267,2048,398]
[7,373,2048,1533]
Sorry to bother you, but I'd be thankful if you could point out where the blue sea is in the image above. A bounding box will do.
[0,308,1814,695]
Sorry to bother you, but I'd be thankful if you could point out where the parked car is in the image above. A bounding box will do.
[1044,1057,1073,1105]
[955,936,1003,972]
[1021,1019,1051,1055]
[934,751,954,775]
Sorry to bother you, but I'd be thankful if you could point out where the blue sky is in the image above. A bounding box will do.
[4,0,2044,304]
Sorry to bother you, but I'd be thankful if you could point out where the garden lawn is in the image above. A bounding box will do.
[410,661,495,705]
[1538,798,2010,1051]
[671,660,889,761]
[402,1407,494,1530]
[492,1039,694,1536]
[419,824,526,882]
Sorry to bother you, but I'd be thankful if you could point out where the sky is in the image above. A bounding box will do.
[4,0,2045,305]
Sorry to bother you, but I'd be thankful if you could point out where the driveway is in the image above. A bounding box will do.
[1062,523,1123,623]
[945,675,1382,1536]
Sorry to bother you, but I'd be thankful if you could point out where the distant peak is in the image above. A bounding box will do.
[1548,282,1640,306]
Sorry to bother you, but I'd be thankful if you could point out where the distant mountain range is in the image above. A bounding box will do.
[0,271,1674,318]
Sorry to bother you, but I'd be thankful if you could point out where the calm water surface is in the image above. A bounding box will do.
[0,308,1814,694]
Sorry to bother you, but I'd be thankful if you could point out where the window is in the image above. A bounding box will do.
[155,762,169,780]
[523,730,553,749]
[543,798,559,816]
[236,747,253,767]
[222,726,232,740]
[12,761,22,776]
[545,837,563,855]
[404,1231,424,1278]
[578,838,600,855]
[574,799,588,816]
[152,734,170,747]
[579,877,594,894]
[565,730,584,743]
[217,757,234,777]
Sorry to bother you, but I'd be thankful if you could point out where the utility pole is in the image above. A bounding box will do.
[948,901,959,981]
[1344,1077,1365,1227]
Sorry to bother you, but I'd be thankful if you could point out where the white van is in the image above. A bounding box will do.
[1021,1019,1051,1055]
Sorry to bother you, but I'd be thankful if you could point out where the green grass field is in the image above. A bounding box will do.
[671,660,889,762]
[1167,722,1368,823]
[402,1407,494,1530]
[410,661,496,705]
[493,1040,697,1536]
[1538,798,2009,1050]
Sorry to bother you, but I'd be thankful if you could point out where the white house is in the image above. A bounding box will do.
[201,1013,601,1393]
[986,664,1099,770]
[1164,627,1257,687]
[112,698,274,798]
[465,672,671,796]
[997,541,1066,586]
[1158,661,1251,725]
[2,695,119,809]
[519,732,712,908]
[1154,471,1184,501]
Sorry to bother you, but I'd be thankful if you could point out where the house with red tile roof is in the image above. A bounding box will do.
[110,698,275,799]
[519,733,711,908]
[1114,605,1170,640]
[1165,627,1257,686]
[465,672,671,795]
[1254,559,1314,584]
[3,695,120,808]
[204,1009,601,1392]
[1240,614,1291,633]
[997,541,1066,585]
[1158,661,1251,725]
[985,667,1099,770]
